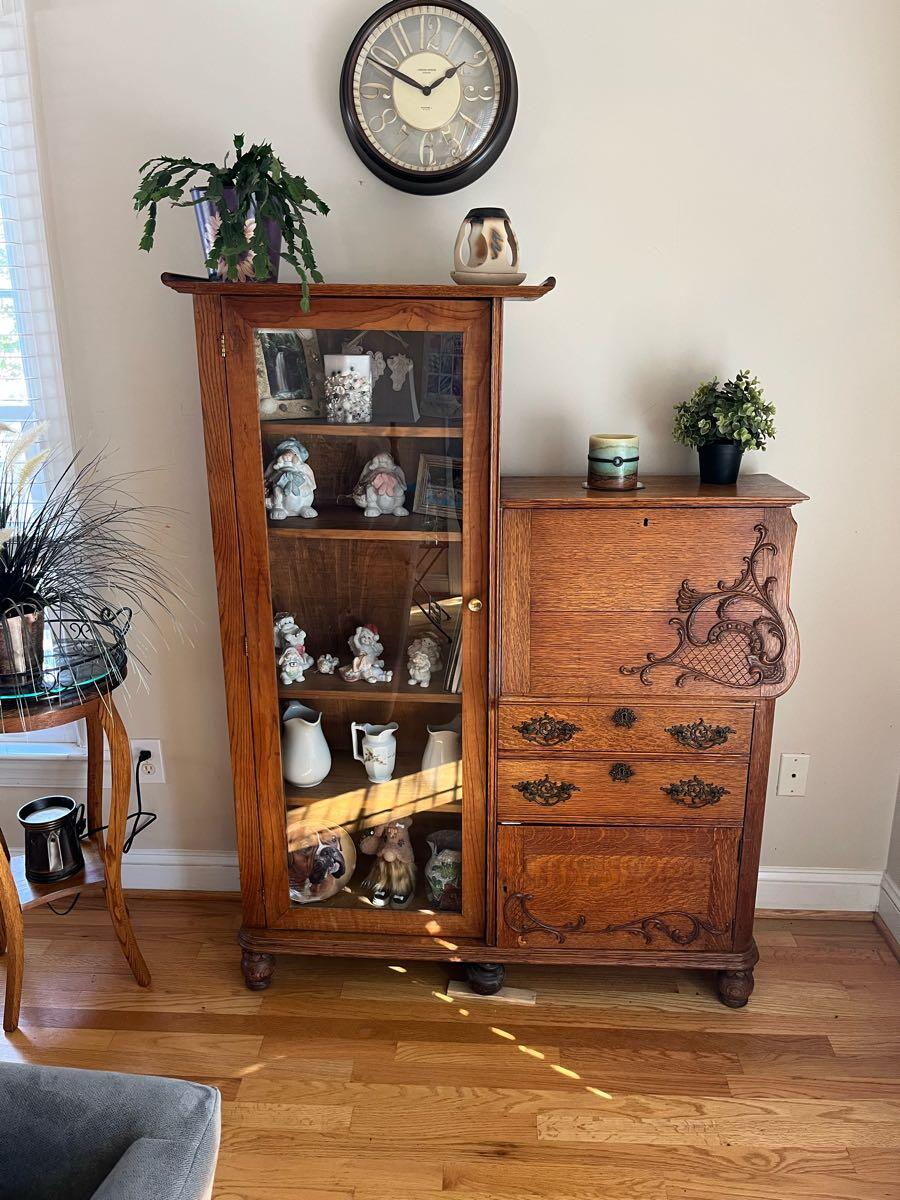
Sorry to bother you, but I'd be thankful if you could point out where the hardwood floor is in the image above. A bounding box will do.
[2,896,898,1199]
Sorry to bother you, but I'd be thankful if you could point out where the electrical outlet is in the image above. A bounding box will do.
[777,753,809,796]
[130,739,166,784]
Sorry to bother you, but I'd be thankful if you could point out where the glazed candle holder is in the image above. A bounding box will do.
[588,434,640,491]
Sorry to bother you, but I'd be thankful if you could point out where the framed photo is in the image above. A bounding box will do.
[256,328,326,419]
[413,454,464,520]
[419,331,463,419]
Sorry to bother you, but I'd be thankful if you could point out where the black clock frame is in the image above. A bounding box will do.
[340,0,518,196]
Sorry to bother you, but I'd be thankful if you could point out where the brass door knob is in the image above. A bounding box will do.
[467,598,483,612]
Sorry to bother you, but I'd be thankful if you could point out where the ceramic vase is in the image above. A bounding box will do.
[324,354,373,424]
[424,829,462,911]
[282,702,331,788]
[351,721,398,784]
[191,186,282,282]
[451,207,525,285]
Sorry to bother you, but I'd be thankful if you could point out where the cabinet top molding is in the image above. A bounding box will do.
[160,272,556,301]
[500,475,808,509]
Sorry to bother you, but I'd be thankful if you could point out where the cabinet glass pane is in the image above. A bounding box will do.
[257,324,465,918]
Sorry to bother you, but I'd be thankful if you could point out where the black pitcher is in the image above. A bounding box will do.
[17,795,86,884]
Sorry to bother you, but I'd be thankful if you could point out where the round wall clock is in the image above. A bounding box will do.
[340,1,518,195]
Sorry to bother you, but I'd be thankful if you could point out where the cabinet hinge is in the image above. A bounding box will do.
[243,635,249,658]
[220,332,226,358]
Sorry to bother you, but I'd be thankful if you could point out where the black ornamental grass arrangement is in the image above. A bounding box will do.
[0,422,182,697]
[134,134,329,311]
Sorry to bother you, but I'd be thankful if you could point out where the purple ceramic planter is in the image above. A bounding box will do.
[191,186,282,281]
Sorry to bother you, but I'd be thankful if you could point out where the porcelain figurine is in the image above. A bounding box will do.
[274,612,304,652]
[352,452,408,518]
[287,823,356,904]
[316,652,339,675]
[359,817,415,908]
[351,720,398,784]
[424,829,462,911]
[339,624,393,684]
[264,438,317,520]
[282,702,331,787]
[278,642,314,685]
[406,635,443,687]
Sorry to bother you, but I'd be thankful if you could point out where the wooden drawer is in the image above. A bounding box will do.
[498,702,753,755]
[497,825,738,951]
[497,756,747,825]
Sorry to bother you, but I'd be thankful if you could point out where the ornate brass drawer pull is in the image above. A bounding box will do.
[513,712,582,746]
[665,718,735,750]
[611,707,638,728]
[609,762,635,782]
[660,775,729,808]
[512,775,580,807]
[503,891,587,944]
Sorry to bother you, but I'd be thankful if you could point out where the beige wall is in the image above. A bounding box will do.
[3,0,898,876]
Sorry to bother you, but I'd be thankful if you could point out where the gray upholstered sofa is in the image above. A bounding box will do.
[0,1062,220,1199]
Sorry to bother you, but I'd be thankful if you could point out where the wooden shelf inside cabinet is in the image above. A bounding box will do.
[301,873,456,915]
[268,508,461,543]
[280,675,461,705]
[261,420,463,440]
[286,751,462,830]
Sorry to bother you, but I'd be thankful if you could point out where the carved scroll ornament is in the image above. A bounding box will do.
[503,892,587,945]
[601,910,729,946]
[620,524,788,690]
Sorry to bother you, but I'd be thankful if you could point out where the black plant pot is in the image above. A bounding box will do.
[698,439,744,485]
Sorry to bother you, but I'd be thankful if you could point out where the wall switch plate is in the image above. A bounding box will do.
[777,753,809,796]
[130,739,165,783]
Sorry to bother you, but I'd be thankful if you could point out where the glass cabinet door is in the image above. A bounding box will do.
[222,297,489,937]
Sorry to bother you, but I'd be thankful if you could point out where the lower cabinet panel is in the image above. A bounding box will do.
[497,825,739,952]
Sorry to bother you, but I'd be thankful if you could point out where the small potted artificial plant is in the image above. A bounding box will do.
[0,424,179,681]
[673,370,776,485]
[134,134,328,310]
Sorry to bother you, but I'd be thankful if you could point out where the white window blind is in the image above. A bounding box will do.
[1,0,79,755]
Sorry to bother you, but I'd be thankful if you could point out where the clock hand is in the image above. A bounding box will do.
[368,58,427,93]
[427,61,466,93]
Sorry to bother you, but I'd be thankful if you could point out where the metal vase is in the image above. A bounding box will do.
[0,610,45,677]
[190,186,282,281]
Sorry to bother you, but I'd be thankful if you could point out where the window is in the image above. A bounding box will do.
[1,0,79,759]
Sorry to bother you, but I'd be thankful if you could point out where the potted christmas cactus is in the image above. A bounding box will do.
[134,134,329,311]
[673,370,776,485]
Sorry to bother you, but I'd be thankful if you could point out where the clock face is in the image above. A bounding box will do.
[341,2,518,195]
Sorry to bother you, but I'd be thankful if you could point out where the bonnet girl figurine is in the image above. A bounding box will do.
[352,452,408,518]
[359,818,416,908]
[264,438,317,520]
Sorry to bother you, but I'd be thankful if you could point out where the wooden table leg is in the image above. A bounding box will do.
[85,701,104,846]
[0,839,24,1032]
[97,696,151,988]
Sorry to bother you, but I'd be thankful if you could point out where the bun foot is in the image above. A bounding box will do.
[464,962,506,996]
[718,967,754,1008]
[241,950,275,991]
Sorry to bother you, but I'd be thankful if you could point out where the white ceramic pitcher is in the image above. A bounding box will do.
[282,702,331,788]
[351,721,398,784]
[421,719,462,771]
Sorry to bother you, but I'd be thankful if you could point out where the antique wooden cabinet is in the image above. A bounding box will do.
[167,273,804,1007]
[497,475,806,1005]
[164,273,554,993]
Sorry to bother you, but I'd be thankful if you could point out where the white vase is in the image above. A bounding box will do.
[351,721,398,784]
[282,702,331,788]
[421,720,461,771]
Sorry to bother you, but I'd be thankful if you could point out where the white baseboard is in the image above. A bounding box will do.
[877,872,900,943]
[756,868,882,912]
[5,847,886,911]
